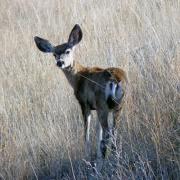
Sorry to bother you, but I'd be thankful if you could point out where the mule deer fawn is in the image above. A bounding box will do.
[34,24,127,159]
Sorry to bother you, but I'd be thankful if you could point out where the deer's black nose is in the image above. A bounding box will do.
[56,61,64,67]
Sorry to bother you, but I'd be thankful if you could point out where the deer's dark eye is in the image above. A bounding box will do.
[65,50,70,54]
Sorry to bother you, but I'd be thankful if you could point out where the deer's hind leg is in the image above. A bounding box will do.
[96,120,103,159]
[97,108,110,159]
[111,108,122,152]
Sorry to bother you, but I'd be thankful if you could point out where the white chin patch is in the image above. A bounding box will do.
[61,64,71,69]
[61,64,65,69]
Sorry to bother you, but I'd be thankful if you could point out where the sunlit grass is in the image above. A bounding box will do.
[0,0,179,179]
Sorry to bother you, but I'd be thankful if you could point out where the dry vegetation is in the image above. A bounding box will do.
[0,0,180,179]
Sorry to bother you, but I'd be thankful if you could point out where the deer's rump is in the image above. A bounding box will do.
[76,67,127,110]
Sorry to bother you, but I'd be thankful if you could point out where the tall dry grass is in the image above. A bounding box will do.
[0,0,179,179]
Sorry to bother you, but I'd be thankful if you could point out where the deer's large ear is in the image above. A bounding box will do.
[68,24,83,47]
[34,36,54,53]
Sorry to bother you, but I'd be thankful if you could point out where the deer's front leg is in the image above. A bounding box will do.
[81,105,91,158]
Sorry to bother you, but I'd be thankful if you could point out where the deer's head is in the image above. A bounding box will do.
[34,24,82,69]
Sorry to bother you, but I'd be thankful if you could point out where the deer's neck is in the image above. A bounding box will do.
[62,61,85,89]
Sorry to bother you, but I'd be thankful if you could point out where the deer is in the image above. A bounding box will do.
[34,24,127,160]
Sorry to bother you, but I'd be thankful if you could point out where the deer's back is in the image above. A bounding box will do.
[75,66,127,110]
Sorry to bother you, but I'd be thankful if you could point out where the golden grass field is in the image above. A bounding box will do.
[0,0,180,179]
